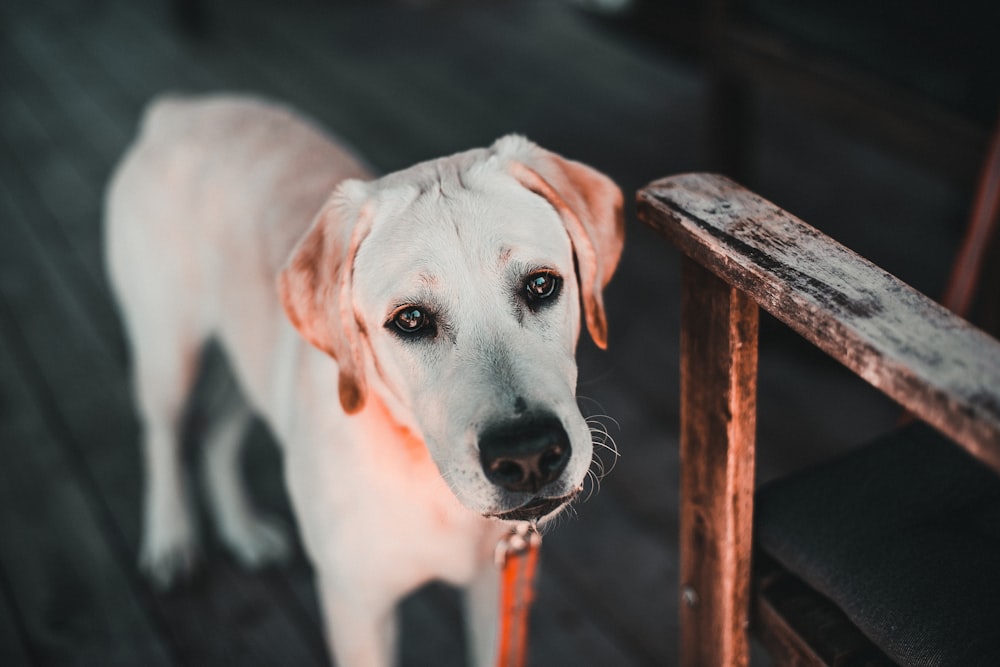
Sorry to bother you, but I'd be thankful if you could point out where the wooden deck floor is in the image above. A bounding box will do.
[0,0,974,664]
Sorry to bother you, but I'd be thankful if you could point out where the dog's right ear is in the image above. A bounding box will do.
[494,136,624,350]
[278,180,372,414]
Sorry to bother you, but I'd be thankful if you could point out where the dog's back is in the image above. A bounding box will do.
[104,96,373,587]
[106,95,370,408]
[106,94,370,317]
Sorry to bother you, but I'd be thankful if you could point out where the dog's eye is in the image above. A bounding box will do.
[390,306,432,336]
[524,271,561,303]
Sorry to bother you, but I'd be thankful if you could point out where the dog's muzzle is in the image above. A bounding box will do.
[492,493,577,521]
[478,414,571,494]
[479,414,576,521]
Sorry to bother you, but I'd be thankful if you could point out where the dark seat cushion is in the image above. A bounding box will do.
[756,423,1000,666]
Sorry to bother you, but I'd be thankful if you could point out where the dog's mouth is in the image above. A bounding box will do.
[490,492,576,522]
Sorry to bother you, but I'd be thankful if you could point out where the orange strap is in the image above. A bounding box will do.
[495,524,542,667]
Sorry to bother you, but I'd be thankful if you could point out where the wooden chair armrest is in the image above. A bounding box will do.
[637,173,1000,474]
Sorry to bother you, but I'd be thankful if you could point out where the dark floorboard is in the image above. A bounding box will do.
[0,0,976,664]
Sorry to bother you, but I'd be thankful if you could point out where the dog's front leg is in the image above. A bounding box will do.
[319,580,399,667]
[463,562,501,667]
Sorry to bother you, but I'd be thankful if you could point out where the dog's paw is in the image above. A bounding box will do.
[139,521,200,590]
[221,514,292,570]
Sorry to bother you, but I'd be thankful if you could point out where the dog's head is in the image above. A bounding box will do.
[279,136,623,521]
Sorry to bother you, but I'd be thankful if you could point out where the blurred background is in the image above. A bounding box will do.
[1,0,996,664]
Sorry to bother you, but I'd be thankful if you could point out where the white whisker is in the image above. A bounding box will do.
[586,418,620,481]
[575,394,606,412]
[582,469,598,502]
[586,413,621,431]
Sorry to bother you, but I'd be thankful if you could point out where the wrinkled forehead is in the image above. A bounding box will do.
[353,172,573,304]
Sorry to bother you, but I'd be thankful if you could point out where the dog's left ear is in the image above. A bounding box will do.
[278,180,373,414]
[497,136,625,349]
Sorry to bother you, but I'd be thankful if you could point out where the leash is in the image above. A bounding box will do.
[494,522,542,667]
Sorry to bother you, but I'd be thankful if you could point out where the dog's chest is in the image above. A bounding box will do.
[282,402,504,586]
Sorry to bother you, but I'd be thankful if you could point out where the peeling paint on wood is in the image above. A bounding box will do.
[638,172,1000,473]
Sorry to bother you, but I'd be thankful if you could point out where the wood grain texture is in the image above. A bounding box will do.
[638,173,1000,474]
[678,258,758,667]
[0,297,173,667]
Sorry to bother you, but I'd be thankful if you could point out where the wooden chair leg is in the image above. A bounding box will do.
[941,112,1000,318]
[679,257,759,667]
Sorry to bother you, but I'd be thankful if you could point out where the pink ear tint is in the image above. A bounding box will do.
[339,371,365,414]
[507,159,619,350]
[277,184,373,414]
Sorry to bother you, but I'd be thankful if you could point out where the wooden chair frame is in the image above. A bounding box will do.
[637,174,1000,666]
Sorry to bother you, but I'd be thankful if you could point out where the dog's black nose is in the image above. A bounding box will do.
[478,416,571,493]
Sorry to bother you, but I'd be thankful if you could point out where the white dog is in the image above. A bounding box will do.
[105,94,623,666]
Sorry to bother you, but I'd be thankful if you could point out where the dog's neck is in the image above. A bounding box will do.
[286,337,431,464]
[358,389,429,466]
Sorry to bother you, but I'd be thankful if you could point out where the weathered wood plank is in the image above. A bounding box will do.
[0,572,35,667]
[529,561,650,667]
[0,76,118,313]
[0,295,174,667]
[0,129,328,667]
[678,257,758,667]
[638,173,1000,473]
[538,494,674,665]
